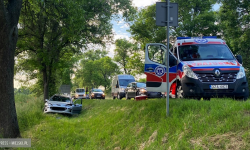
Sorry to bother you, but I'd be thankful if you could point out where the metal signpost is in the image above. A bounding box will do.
[156,1,178,116]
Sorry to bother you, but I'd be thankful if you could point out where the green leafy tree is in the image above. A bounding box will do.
[16,0,135,100]
[126,52,145,76]
[74,52,119,91]
[95,56,120,90]
[129,5,166,48]
[218,0,250,80]
[73,49,108,89]
[0,0,22,138]
[113,38,138,74]
[128,0,218,75]
[138,78,146,83]
[172,0,218,37]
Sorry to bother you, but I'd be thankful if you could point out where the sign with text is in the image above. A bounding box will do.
[0,138,31,147]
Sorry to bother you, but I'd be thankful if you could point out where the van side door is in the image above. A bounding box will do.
[144,43,177,92]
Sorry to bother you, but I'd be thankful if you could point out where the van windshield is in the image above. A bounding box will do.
[76,89,85,92]
[137,82,146,88]
[178,44,234,61]
[119,79,135,86]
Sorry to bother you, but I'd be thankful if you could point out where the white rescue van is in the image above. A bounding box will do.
[111,74,135,99]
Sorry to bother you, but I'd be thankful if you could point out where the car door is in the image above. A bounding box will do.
[125,83,131,97]
[131,82,137,97]
[144,43,177,92]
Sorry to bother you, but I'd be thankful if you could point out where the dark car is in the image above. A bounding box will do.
[124,82,162,99]
[90,89,105,99]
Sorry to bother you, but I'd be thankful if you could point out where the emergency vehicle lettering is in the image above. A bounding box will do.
[184,61,238,67]
[179,41,224,46]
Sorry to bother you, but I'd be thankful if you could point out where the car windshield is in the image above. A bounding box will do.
[137,82,146,88]
[119,79,135,86]
[50,96,71,102]
[76,89,85,92]
[93,89,102,92]
[178,44,234,61]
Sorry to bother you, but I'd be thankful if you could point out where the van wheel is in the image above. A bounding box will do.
[176,84,185,99]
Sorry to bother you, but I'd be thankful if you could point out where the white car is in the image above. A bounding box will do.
[44,94,82,115]
[74,88,88,99]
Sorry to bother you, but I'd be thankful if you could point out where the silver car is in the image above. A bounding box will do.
[44,94,82,115]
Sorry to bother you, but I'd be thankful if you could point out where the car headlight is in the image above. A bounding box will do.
[91,93,94,96]
[236,66,245,79]
[102,93,105,96]
[140,89,147,93]
[183,65,198,79]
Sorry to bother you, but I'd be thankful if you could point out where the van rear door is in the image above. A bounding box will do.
[144,43,177,92]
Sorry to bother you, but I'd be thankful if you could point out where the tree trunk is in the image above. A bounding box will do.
[42,66,49,100]
[0,0,22,138]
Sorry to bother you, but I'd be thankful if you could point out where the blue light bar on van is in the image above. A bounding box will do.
[177,36,217,40]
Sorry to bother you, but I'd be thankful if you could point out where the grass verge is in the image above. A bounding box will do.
[15,96,250,149]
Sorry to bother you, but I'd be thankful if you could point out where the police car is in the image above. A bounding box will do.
[144,36,249,100]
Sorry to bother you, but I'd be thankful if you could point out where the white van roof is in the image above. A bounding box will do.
[117,74,135,79]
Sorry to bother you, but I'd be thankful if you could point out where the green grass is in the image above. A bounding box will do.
[15,95,250,150]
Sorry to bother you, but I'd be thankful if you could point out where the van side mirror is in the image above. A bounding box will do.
[45,99,48,102]
[236,55,243,64]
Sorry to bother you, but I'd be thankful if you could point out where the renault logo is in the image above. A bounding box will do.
[215,69,220,77]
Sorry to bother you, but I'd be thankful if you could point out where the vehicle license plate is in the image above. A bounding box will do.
[97,95,101,97]
[210,85,228,89]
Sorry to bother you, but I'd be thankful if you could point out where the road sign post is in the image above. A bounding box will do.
[156,1,178,116]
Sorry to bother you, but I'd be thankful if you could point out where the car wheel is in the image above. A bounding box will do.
[176,84,185,99]
[113,96,116,99]
[235,96,247,101]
